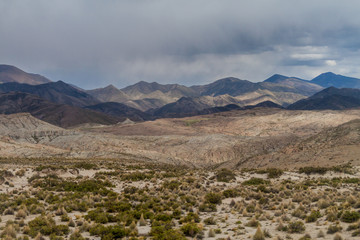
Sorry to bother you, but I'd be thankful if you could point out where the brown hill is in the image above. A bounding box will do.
[0,64,51,85]
[0,92,118,128]
[85,102,153,121]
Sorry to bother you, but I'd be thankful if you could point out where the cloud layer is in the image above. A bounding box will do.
[1,0,360,88]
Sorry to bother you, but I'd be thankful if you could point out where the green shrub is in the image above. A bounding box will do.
[163,180,181,190]
[204,217,216,225]
[74,162,97,170]
[243,178,269,186]
[179,212,200,224]
[341,211,360,223]
[287,221,305,233]
[215,169,236,182]
[299,167,328,175]
[199,203,217,212]
[205,192,222,204]
[305,210,321,223]
[181,223,200,237]
[89,224,130,239]
[265,168,284,178]
[155,214,172,222]
[223,189,239,198]
[28,216,69,237]
[150,226,186,240]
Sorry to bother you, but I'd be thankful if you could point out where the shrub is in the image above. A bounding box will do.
[305,210,321,223]
[299,167,327,175]
[89,224,130,239]
[246,218,260,228]
[266,168,283,178]
[150,226,186,240]
[163,180,181,190]
[204,217,216,225]
[69,229,85,240]
[327,224,342,234]
[341,211,360,223]
[298,233,312,240]
[179,212,200,224]
[243,178,269,186]
[287,221,305,233]
[181,223,200,237]
[223,189,239,198]
[205,192,222,205]
[216,169,236,182]
[28,216,69,237]
[74,162,96,170]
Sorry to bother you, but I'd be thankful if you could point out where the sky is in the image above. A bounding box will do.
[1,0,360,89]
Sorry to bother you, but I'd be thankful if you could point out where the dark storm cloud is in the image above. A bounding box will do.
[1,0,360,88]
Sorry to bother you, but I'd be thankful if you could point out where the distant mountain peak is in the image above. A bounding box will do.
[0,64,51,85]
[104,84,118,90]
[264,74,290,82]
[0,64,20,72]
[312,72,360,89]
[321,72,336,76]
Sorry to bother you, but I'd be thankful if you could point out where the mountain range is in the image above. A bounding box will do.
[0,64,360,127]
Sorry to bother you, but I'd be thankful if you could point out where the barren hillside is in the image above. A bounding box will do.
[0,109,359,169]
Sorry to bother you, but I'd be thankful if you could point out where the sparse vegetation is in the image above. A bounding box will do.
[0,158,359,240]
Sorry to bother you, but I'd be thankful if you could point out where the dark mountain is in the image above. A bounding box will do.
[244,101,284,110]
[85,102,152,121]
[311,72,360,88]
[86,85,129,103]
[152,97,211,118]
[0,81,100,107]
[153,100,243,118]
[152,97,283,118]
[287,87,360,110]
[0,92,118,128]
[124,98,168,112]
[198,104,242,115]
[0,64,51,85]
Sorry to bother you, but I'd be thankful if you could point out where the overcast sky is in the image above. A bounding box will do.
[1,0,360,89]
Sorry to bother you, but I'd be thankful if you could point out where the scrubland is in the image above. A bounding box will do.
[1,159,360,240]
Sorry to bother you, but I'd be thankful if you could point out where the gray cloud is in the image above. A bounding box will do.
[1,0,360,88]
